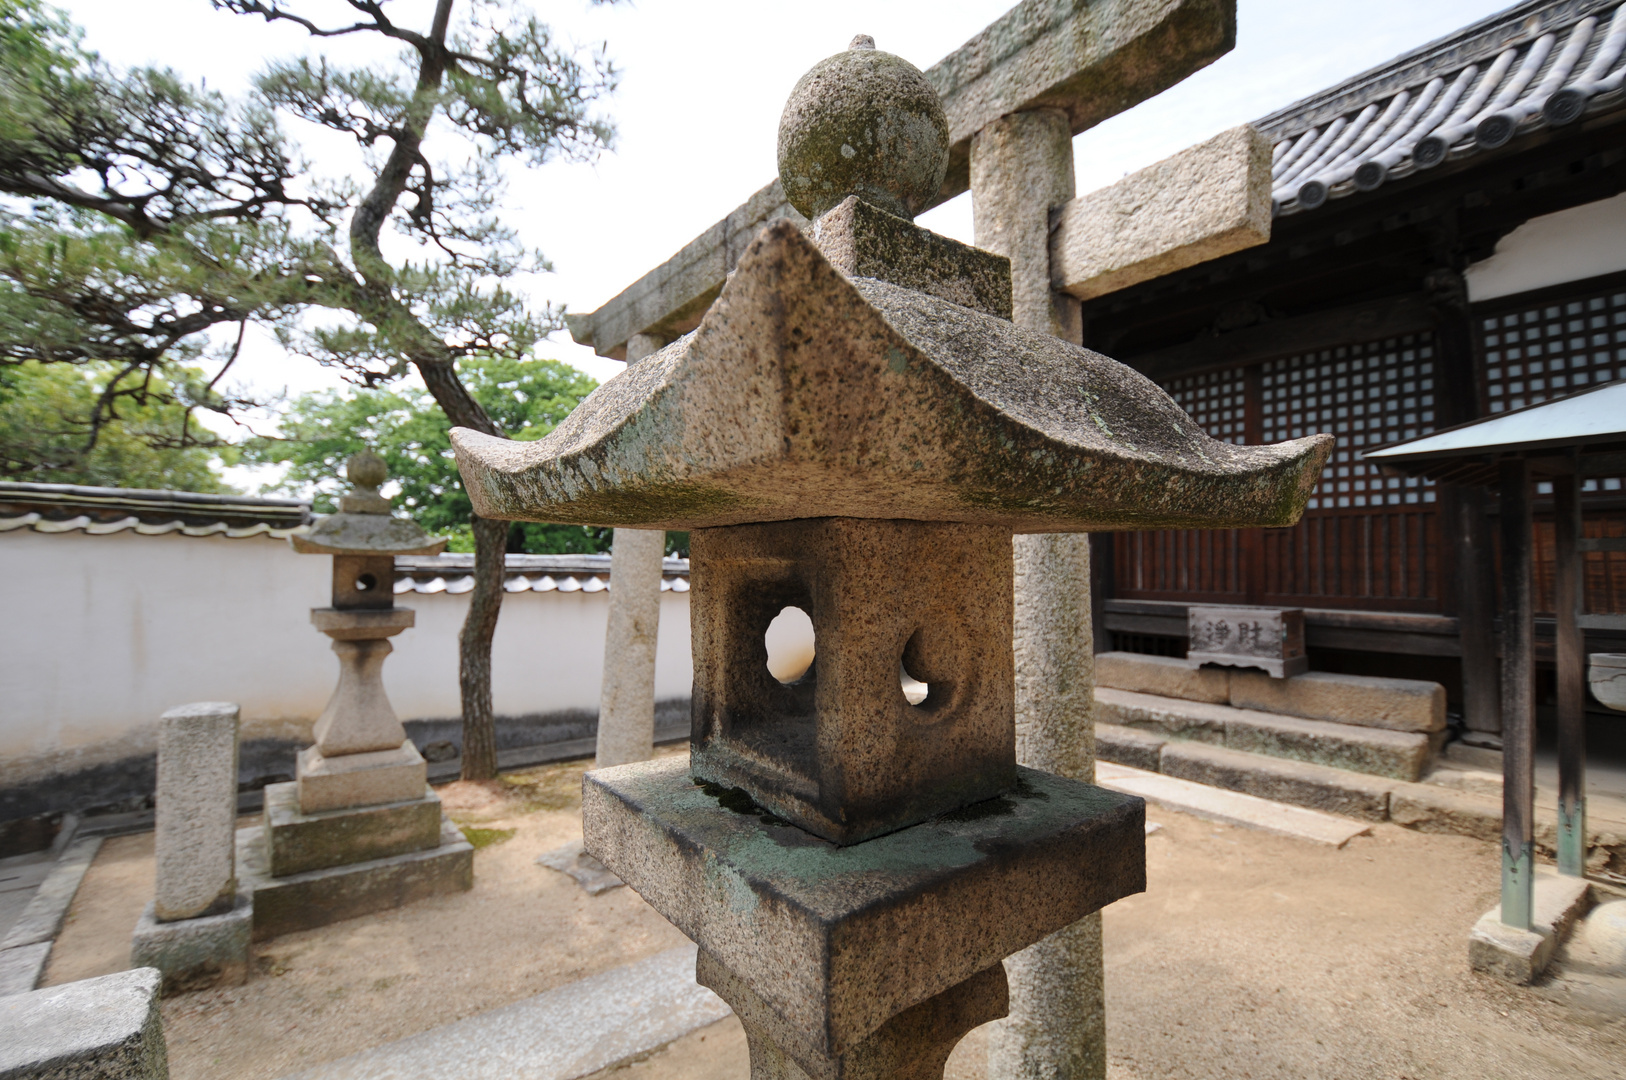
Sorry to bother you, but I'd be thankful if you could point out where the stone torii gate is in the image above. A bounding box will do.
[577,1,1274,1076]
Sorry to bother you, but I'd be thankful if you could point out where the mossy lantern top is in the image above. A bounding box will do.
[291,451,448,557]
[448,39,1333,536]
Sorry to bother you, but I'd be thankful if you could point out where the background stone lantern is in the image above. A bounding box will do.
[234,451,471,941]
[453,36,1331,1080]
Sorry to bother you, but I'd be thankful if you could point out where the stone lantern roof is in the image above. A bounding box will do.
[290,451,447,557]
[451,221,1331,533]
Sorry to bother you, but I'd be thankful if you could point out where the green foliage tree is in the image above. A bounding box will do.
[0,360,234,490]
[0,0,620,779]
[244,354,610,554]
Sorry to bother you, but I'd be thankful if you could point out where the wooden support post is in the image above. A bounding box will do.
[1498,458,1534,929]
[1553,470,1587,876]
[1455,486,1502,738]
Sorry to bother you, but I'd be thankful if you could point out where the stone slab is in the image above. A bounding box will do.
[1095,722,1166,772]
[239,817,472,943]
[812,196,1012,319]
[296,743,428,814]
[266,781,441,876]
[1388,782,1502,843]
[1094,687,1227,743]
[279,944,730,1080]
[583,756,1143,1059]
[130,893,252,993]
[1468,871,1594,984]
[1158,741,1396,822]
[1052,125,1271,300]
[535,840,624,895]
[1220,708,1430,781]
[1228,669,1446,733]
[0,967,167,1078]
[308,606,415,639]
[1094,651,1229,704]
[0,942,50,997]
[0,836,101,950]
[1095,762,1371,847]
[153,701,239,922]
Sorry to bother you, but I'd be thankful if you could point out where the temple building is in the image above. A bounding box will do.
[1084,0,1626,744]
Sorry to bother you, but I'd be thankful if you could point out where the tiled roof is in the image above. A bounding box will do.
[0,480,311,538]
[1260,0,1626,216]
[394,553,690,595]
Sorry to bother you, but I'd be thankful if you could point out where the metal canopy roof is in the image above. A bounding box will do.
[1362,379,1626,482]
[1261,0,1626,217]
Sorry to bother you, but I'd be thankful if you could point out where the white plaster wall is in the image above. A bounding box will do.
[0,530,691,785]
[1465,192,1626,303]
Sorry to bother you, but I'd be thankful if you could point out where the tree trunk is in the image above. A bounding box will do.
[459,513,507,780]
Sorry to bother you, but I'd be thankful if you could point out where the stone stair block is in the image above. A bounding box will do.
[1158,741,1396,821]
[1095,723,1165,772]
[1229,669,1445,733]
[1094,688,1227,743]
[1221,709,1430,781]
[1388,782,1501,843]
[1095,688,1431,780]
[1094,652,1229,704]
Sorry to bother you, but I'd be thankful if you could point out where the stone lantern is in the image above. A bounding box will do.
[235,450,471,941]
[453,37,1331,1079]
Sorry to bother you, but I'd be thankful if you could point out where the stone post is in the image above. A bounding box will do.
[152,702,240,921]
[596,332,670,770]
[972,108,1104,1080]
[132,701,252,991]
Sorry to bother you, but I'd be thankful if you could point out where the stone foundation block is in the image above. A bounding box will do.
[1095,722,1165,772]
[1093,688,1226,743]
[1389,783,1501,842]
[297,740,427,814]
[265,780,442,876]
[1158,741,1395,821]
[239,816,472,942]
[0,967,167,1078]
[1229,670,1446,733]
[1221,709,1430,781]
[1095,652,1229,704]
[130,893,252,993]
[1468,872,1593,984]
[584,756,1143,1061]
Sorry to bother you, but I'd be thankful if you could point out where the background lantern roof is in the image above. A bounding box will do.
[452,221,1333,535]
[1262,0,1626,216]
[290,450,448,557]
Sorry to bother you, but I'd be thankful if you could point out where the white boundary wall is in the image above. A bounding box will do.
[0,529,692,788]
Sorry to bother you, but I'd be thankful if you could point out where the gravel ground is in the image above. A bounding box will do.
[47,747,1626,1080]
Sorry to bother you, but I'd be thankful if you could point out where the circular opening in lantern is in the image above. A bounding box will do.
[765,606,815,684]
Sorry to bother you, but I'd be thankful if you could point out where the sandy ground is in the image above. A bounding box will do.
[47,748,691,1080]
[48,748,1626,1080]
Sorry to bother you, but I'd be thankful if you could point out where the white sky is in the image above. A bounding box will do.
[52,0,1516,472]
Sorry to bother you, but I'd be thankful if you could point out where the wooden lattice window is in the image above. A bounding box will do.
[1165,369,1246,444]
[1261,334,1438,511]
[1481,286,1626,414]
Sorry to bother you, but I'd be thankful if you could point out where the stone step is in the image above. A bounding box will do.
[1095,651,1445,733]
[1095,687,1432,780]
[1095,762,1370,847]
[1095,721,1626,874]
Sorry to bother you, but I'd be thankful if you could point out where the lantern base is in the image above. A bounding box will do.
[297,739,427,814]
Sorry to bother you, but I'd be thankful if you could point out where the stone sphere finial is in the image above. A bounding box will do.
[347,450,388,491]
[342,450,392,514]
[777,36,949,222]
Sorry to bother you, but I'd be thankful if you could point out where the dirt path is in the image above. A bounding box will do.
[48,748,1626,1080]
